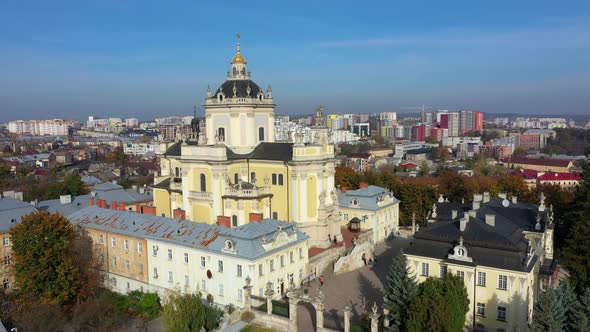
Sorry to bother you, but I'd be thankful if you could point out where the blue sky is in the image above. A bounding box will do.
[1,1,590,121]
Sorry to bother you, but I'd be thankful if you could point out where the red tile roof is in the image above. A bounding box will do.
[537,172,581,181]
[507,158,573,167]
[401,162,418,169]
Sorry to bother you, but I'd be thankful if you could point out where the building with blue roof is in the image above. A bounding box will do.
[0,195,38,290]
[67,206,309,306]
[336,183,400,243]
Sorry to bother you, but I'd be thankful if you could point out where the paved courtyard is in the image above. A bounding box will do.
[296,237,412,331]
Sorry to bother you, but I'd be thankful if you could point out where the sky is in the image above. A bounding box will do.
[1,1,590,122]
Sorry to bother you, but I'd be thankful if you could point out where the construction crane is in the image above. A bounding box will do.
[400,104,434,122]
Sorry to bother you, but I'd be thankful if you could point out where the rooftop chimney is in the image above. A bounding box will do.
[341,187,347,193]
[473,194,483,202]
[59,195,72,205]
[485,214,495,228]
[498,192,507,199]
[360,182,369,189]
[483,192,490,203]
[249,212,263,223]
[511,196,518,204]
[451,210,458,219]
[473,201,480,211]
[460,217,468,232]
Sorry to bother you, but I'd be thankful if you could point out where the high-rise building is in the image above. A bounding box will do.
[440,112,460,137]
[411,125,427,141]
[460,110,484,133]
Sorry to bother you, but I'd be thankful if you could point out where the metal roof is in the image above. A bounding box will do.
[0,197,37,233]
[67,206,308,261]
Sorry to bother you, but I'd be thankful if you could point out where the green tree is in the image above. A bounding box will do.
[562,161,590,291]
[383,253,418,331]
[574,288,590,331]
[407,275,469,332]
[62,173,87,197]
[418,161,430,177]
[438,171,471,203]
[162,291,205,332]
[335,165,361,189]
[10,211,79,304]
[531,287,565,332]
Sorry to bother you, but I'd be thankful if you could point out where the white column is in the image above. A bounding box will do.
[291,174,299,222]
[212,174,222,220]
[300,176,307,223]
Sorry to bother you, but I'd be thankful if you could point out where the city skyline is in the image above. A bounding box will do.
[1,1,590,123]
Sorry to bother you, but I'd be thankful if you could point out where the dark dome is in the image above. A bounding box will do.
[215,79,262,99]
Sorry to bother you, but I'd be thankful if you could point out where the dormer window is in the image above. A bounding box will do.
[225,240,233,250]
[350,199,358,207]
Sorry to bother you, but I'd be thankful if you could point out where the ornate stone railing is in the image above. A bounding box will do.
[224,186,271,198]
[188,191,213,201]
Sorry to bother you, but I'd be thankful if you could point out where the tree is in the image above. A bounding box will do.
[383,253,418,331]
[407,275,468,332]
[438,171,470,203]
[497,174,529,199]
[531,287,566,331]
[573,288,590,331]
[162,291,205,332]
[562,161,590,291]
[512,146,528,159]
[335,165,361,189]
[418,161,430,177]
[10,211,80,304]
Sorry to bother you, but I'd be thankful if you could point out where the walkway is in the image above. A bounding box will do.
[296,237,411,331]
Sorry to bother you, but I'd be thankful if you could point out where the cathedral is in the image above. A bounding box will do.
[153,36,342,248]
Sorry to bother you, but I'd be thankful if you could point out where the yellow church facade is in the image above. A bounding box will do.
[153,37,342,248]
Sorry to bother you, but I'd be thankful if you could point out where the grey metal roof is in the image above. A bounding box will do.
[0,197,37,233]
[67,206,308,260]
[37,194,91,216]
[337,185,400,211]
[91,182,152,204]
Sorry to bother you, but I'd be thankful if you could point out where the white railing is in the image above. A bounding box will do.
[188,191,213,201]
[225,186,270,197]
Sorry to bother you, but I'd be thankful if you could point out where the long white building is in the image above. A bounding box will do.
[8,119,73,136]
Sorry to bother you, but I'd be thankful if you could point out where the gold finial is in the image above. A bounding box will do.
[231,32,246,64]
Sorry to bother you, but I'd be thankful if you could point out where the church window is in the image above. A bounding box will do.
[272,212,278,219]
[272,174,277,185]
[232,215,238,227]
[219,95,224,102]
[259,127,265,141]
[233,67,237,75]
[218,128,225,141]
[278,174,284,186]
[200,174,206,192]
[175,167,180,178]
[258,95,262,101]
[250,172,256,183]
[234,173,239,184]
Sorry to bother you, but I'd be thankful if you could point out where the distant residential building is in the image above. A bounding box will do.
[123,142,162,156]
[125,118,139,128]
[505,158,574,173]
[411,125,427,141]
[443,137,482,159]
[157,124,192,141]
[479,144,513,160]
[440,112,460,137]
[513,169,581,190]
[523,129,556,148]
[405,148,430,162]
[460,110,484,133]
[352,123,370,138]
[346,153,373,172]
[8,119,73,136]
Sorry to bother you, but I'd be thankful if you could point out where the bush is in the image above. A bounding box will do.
[257,300,289,317]
[97,289,161,318]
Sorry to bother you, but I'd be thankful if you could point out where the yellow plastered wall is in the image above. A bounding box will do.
[154,188,171,217]
[189,167,213,192]
[193,203,212,224]
[249,161,289,221]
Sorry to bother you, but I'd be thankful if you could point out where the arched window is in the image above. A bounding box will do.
[233,67,237,75]
[218,128,225,141]
[272,212,278,219]
[272,174,277,185]
[232,215,238,227]
[250,172,256,183]
[258,127,265,141]
[278,174,284,186]
[234,173,239,184]
[200,173,206,192]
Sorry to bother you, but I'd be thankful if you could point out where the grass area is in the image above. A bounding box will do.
[239,325,276,332]
[257,300,289,317]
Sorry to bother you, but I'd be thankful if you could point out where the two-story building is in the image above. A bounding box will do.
[336,183,399,244]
